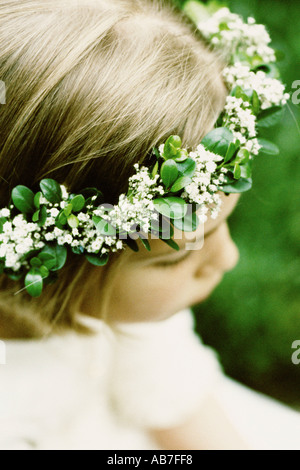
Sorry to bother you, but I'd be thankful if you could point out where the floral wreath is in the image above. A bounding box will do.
[0,2,290,296]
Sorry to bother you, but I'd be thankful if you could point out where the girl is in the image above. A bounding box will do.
[0,0,299,450]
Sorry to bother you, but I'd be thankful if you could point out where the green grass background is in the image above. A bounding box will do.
[175,0,300,405]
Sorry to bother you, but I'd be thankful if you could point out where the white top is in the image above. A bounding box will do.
[1,307,300,450]
[0,309,223,450]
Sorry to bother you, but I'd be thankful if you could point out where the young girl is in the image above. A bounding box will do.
[0,0,299,450]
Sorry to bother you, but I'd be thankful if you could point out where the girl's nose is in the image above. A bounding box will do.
[211,222,240,273]
[194,222,239,278]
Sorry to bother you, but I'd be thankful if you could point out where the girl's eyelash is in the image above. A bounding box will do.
[154,252,191,269]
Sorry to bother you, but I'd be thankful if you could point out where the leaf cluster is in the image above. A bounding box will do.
[3,180,110,296]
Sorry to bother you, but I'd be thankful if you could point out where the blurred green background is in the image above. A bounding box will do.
[175,0,300,406]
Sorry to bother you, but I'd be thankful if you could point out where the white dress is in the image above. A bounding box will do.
[0,308,300,450]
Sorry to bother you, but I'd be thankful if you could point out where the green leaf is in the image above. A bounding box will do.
[85,253,109,266]
[233,163,241,179]
[70,194,85,212]
[25,268,43,297]
[240,162,253,179]
[63,203,73,217]
[232,86,253,104]
[40,245,67,271]
[161,160,178,188]
[224,141,239,163]
[161,238,180,251]
[252,90,260,115]
[176,158,196,178]
[38,205,47,227]
[153,197,188,219]
[151,161,159,178]
[39,265,49,278]
[152,147,161,161]
[38,252,55,263]
[32,210,40,223]
[235,149,250,165]
[174,149,188,162]
[30,257,42,268]
[34,191,42,209]
[67,214,79,229]
[92,216,116,236]
[170,176,192,193]
[201,127,234,157]
[11,185,35,213]
[40,258,56,270]
[124,238,139,252]
[257,138,280,155]
[221,177,253,194]
[172,212,199,232]
[163,135,182,159]
[40,179,62,204]
[57,210,68,227]
[257,106,284,128]
[139,237,151,251]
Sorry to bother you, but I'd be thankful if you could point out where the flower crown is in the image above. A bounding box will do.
[0,2,290,297]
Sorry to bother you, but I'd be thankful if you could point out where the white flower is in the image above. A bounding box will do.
[53,227,64,237]
[45,232,56,241]
[182,145,224,218]
[91,239,103,252]
[223,64,289,110]
[3,221,12,232]
[198,8,276,63]
[50,208,60,218]
[77,212,90,223]
[60,185,69,200]
[0,208,10,218]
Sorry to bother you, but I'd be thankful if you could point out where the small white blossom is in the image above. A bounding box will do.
[60,185,69,200]
[223,64,289,110]
[0,208,10,218]
[50,208,60,218]
[198,8,276,63]
[116,240,123,250]
[3,221,12,232]
[183,144,224,219]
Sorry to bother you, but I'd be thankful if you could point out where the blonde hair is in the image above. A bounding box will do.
[0,0,226,337]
